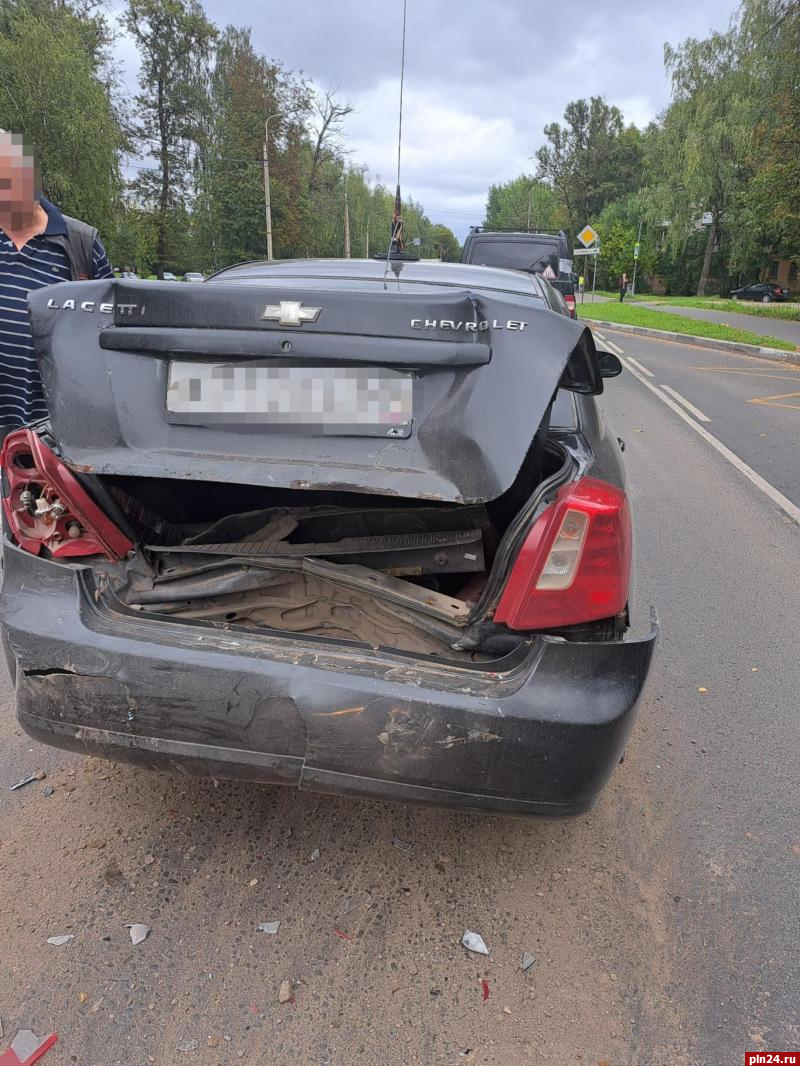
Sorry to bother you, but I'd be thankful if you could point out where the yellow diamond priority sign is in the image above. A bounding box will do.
[577,225,598,248]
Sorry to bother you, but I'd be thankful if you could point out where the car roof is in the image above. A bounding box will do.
[466,230,562,242]
[211,257,547,300]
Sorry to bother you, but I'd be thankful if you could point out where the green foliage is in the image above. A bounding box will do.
[535,98,644,238]
[484,176,558,233]
[644,22,757,294]
[0,0,125,237]
[430,224,460,262]
[191,25,311,269]
[591,195,655,291]
[747,2,800,258]
[123,0,217,273]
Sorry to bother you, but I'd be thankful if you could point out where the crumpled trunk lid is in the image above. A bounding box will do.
[30,275,597,505]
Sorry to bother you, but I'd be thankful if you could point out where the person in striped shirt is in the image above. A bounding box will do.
[0,132,112,436]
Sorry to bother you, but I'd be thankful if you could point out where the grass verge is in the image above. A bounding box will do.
[576,301,797,351]
[585,292,800,321]
[646,296,800,322]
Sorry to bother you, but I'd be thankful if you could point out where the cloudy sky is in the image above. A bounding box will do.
[115,0,736,239]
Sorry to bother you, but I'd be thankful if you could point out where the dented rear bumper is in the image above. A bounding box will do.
[1,543,657,816]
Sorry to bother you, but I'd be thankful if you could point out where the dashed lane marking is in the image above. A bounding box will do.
[660,384,711,423]
[602,338,625,357]
[625,356,653,378]
[621,357,800,527]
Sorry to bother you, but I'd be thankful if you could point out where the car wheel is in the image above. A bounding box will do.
[762,294,772,303]
[731,294,738,300]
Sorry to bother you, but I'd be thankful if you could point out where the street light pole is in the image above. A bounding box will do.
[263,112,284,261]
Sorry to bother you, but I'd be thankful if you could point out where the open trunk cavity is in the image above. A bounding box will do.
[103,442,567,661]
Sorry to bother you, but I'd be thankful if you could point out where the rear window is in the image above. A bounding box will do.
[466,240,559,277]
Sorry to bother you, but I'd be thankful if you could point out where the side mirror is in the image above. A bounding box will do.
[597,350,623,378]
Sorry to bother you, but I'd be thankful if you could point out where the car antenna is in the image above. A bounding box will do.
[383,0,408,291]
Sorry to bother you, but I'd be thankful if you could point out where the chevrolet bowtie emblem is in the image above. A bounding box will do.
[261,300,321,326]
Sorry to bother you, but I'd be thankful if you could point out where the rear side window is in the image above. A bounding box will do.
[466,240,559,277]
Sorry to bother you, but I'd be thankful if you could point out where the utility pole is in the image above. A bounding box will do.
[343,172,351,258]
[631,218,644,297]
[364,212,373,258]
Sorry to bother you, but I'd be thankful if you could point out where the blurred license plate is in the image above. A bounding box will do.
[166,362,413,437]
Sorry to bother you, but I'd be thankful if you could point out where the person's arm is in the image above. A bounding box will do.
[91,236,113,280]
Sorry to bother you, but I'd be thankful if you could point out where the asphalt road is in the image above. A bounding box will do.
[1,335,799,1065]
[637,300,800,347]
[594,326,800,508]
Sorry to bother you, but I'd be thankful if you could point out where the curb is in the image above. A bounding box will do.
[581,318,800,368]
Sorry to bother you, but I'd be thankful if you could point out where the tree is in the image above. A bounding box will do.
[535,98,643,237]
[308,90,354,193]
[484,176,557,233]
[595,194,655,291]
[747,1,800,259]
[0,0,125,237]
[645,21,756,295]
[192,25,311,268]
[123,0,217,275]
[430,224,460,261]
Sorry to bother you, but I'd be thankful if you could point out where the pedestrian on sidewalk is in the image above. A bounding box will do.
[618,273,629,302]
[0,132,112,443]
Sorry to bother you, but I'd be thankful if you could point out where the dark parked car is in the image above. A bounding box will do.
[1,259,656,817]
[461,228,578,317]
[730,282,788,302]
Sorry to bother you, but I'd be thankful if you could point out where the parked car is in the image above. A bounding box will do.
[183,272,205,283]
[119,270,138,280]
[461,228,578,317]
[162,272,177,282]
[0,258,657,817]
[730,282,788,303]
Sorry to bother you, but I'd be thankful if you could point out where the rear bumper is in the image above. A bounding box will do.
[0,543,657,816]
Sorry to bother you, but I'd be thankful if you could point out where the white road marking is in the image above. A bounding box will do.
[621,357,800,527]
[625,356,654,378]
[659,384,711,423]
[603,338,625,357]
[593,330,607,341]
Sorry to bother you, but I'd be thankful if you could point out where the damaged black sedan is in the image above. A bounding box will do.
[0,258,656,816]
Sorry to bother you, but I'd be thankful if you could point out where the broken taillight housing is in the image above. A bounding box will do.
[564,293,577,318]
[494,477,631,630]
[1,428,133,560]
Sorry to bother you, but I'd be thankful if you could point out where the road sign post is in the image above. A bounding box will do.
[576,224,599,301]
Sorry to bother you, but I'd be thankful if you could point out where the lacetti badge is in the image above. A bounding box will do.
[410,318,527,332]
[45,298,142,315]
[261,300,321,326]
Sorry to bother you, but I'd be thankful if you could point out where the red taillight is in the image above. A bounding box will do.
[1,429,133,560]
[494,477,631,630]
[564,293,576,317]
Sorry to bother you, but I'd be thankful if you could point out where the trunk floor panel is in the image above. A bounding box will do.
[132,568,467,658]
